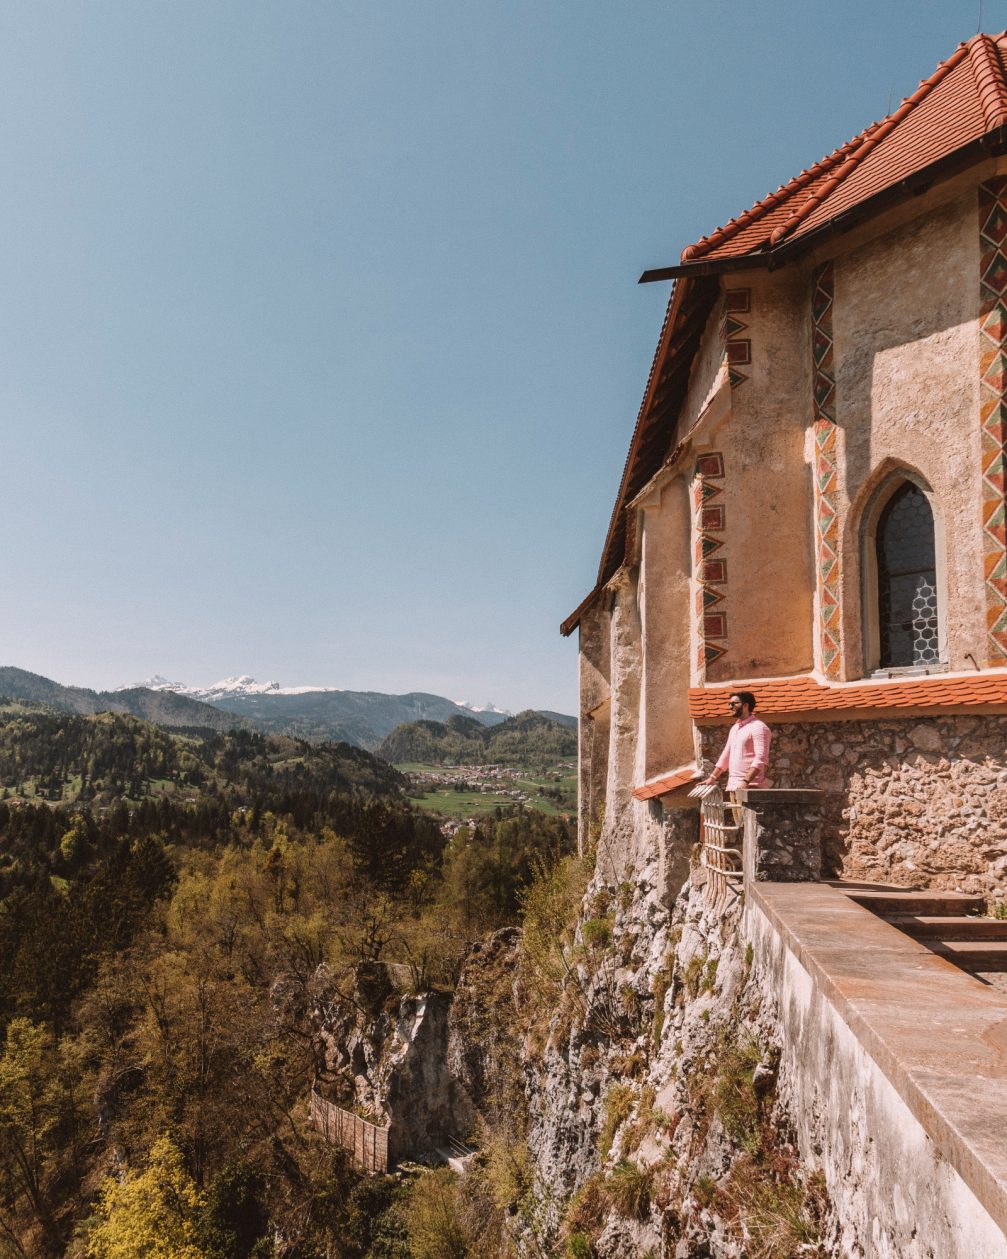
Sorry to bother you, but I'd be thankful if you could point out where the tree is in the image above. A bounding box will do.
[87,1134,209,1259]
[0,1019,62,1254]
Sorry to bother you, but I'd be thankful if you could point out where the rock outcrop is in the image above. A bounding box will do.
[523,853,831,1258]
[308,961,474,1163]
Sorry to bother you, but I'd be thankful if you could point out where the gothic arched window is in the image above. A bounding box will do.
[875,482,940,668]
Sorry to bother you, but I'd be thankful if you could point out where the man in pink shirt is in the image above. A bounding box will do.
[701,691,772,791]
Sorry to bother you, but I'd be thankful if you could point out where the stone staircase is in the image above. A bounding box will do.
[833,882,1007,977]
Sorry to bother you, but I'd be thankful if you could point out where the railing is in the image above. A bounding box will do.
[688,781,743,909]
[310,1089,390,1172]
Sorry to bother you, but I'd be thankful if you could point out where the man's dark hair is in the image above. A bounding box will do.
[731,690,757,712]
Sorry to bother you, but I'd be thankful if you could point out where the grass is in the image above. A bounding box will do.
[599,1084,635,1159]
[605,1160,652,1219]
[408,788,521,816]
[581,916,614,951]
[720,1156,827,1259]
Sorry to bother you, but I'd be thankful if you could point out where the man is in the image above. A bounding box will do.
[701,690,772,791]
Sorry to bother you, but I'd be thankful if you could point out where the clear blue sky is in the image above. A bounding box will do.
[0,1,994,712]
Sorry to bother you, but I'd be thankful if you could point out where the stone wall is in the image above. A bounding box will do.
[735,788,824,883]
[701,714,1007,897]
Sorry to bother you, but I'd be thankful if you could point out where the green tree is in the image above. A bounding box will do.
[87,1134,210,1259]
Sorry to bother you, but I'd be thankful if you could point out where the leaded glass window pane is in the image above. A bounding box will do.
[876,483,939,667]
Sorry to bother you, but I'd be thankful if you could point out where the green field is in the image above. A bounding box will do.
[400,761,576,820]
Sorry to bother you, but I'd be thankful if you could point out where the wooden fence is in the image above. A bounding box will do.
[310,1089,390,1172]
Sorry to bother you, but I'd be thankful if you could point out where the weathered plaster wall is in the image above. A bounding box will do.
[639,475,693,781]
[596,570,667,884]
[711,270,817,682]
[679,293,733,436]
[578,601,611,853]
[833,187,985,675]
[748,896,1007,1259]
[700,715,1007,897]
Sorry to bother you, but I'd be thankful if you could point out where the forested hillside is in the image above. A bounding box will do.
[378,710,578,767]
[0,704,574,1256]
[0,703,401,804]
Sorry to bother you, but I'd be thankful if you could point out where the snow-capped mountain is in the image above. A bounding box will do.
[455,700,512,718]
[113,675,565,749]
[120,675,341,701]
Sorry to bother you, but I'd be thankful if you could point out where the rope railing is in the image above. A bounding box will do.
[688,781,743,909]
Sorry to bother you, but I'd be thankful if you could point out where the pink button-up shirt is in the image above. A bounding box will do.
[715,715,772,790]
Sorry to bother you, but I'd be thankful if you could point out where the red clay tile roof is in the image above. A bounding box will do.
[633,764,700,801]
[689,673,1007,721]
[682,34,1007,264]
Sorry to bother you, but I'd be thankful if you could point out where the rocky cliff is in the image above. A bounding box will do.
[521,850,831,1258]
[300,835,834,1255]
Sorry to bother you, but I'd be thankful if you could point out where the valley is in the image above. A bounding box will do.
[400,759,577,821]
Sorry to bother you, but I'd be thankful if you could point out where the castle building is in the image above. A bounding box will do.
[563,33,1007,899]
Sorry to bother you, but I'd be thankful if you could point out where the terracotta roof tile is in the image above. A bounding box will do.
[682,34,1007,264]
[633,764,700,800]
[688,673,1007,720]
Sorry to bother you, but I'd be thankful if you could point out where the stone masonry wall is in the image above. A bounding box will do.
[701,715,1007,898]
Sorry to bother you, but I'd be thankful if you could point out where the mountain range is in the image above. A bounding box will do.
[121,673,514,718]
[0,667,574,751]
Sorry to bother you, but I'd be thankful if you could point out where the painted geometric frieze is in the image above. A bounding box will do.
[811,262,843,680]
[979,179,1007,664]
[723,288,751,389]
[693,452,728,672]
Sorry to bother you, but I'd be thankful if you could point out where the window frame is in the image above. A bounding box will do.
[859,470,948,676]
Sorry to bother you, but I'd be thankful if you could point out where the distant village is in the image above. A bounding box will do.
[404,760,575,832]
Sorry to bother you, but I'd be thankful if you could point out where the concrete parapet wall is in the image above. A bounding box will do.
[747,882,1007,1257]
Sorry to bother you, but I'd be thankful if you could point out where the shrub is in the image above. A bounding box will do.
[567,1233,595,1259]
[581,916,613,951]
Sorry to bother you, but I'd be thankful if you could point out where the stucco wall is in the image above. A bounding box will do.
[701,715,1007,897]
[833,187,986,676]
[711,269,817,682]
[577,601,611,854]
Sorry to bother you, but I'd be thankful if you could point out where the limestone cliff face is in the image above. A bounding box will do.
[522,848,831,1258]
[308,962,474,1162]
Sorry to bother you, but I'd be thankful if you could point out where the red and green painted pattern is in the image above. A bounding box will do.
[811,262,843,680]
[980,179,1007,664]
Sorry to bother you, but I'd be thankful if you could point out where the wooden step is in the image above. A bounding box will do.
[848,889,986,917]
[886,915,1007,941]
[928,940,1007,971]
